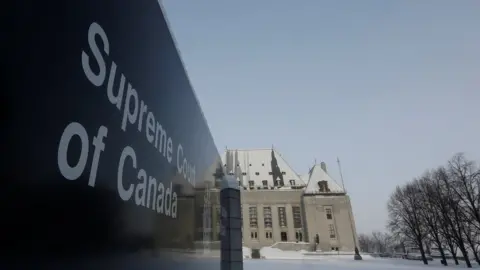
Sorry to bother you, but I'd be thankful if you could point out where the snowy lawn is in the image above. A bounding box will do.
[244,258,479,270]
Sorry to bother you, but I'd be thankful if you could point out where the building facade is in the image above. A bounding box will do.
[221,148,360,252]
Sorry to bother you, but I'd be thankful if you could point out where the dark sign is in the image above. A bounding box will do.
[3,1,229,269]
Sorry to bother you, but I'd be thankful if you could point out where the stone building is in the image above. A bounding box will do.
[222,148,360,252]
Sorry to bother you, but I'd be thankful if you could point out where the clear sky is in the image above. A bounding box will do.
[161,0,480,233]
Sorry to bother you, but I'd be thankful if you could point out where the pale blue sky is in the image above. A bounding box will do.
[162,0,480,233]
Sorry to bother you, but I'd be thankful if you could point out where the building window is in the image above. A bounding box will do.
[242,172,247,175]
[282,171,286,175]
[263,207,272,228]
[262,180,268,188]
[268,172,273,175]
[255,172,260,175]
[292,206,302,228]
[326,208,333,220]
[289,179,295,186]
[265,231,273,239]
[248,181,255,188]
[249,206,258,228]
[280,232,288,242]
[329,224,336,239]
[251,231,258,239]
[295,231,303,242]
[318,180,331,192]
[278,207,287,227]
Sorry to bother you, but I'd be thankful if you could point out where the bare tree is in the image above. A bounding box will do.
[417,172,449,265]
[358,233,374,253]
[447,153,480,231]
[387,182,430,265]
[432,166,473,268]
[372,231,393,254]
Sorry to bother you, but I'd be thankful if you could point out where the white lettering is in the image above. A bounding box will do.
[57,122,89,181]
[117,146,135,201]
[135,169,147,206]
[82,22,109,87]
[176,143,196,185]
[106,61,126,110]
[121,84,139,132]
[89,126,108,187]
[156,182,165,214]
[145,112,155,143]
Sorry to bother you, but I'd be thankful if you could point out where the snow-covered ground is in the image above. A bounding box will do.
[244,257,479,269]
[242,247,479,269]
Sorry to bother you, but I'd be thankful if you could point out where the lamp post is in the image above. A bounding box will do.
[337,158,362,260]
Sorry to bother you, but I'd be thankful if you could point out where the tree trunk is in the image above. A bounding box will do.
[473,251,480,266]
[438,246,448,266]
[458,242,472,268]
[418,239,429,265]
[466,235,480,265]
[447,242,459,265]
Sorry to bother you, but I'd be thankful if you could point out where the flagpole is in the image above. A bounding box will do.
[337,157,346,192]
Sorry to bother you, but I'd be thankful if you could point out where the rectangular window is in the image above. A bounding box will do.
[278,207,287,227]
[295,231,303,241]
[262,180,268,188]
[265,231,273,239]
[280,232,288,241]
[329,224,336,239]
[292,206,302,228]
[249,206,258,228]
[250,231,258,239]
[263,207,272,228]
[248,181,255,188]
[326,208,333,220]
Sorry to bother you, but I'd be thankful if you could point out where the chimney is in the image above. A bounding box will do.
[320,162,327,172]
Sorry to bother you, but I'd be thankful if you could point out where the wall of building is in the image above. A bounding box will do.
[196,188,359,252]
[241,189,304,249]
[302,194,358,252]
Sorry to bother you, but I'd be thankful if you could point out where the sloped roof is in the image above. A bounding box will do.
[303,163,345,194]
[221,148,305,188]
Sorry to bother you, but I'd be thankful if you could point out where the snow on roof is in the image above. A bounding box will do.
[221,148,305,188]
[303,163,345,194]
[221,148,346,194]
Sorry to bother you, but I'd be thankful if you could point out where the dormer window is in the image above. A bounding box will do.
[262,180,268,188]
[317,180,330,192]
[249,181,255,188]
[289,180,295,186]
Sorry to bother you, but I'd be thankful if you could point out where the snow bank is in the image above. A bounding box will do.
[259,247,375,260]
[243,247,252,259]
